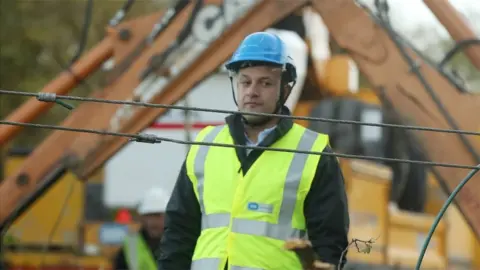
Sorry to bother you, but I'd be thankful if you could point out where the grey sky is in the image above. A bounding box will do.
[359,0,480,89]
[359,0,479,42]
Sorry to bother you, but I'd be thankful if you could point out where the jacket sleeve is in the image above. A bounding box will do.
[157,160,202,270]
[112,248,129,270]
[304,145,350,268]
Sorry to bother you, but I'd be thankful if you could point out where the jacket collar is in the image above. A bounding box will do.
[224,106,294,147]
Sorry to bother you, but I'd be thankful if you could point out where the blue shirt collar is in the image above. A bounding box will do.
[245,125,277,146]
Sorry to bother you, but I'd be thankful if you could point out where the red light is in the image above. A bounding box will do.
[115,208,132,224]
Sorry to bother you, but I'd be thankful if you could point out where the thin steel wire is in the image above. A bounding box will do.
[1,2,475,267]
[414,165,480,270]
[1,119,478,170]
[1,89,480,136]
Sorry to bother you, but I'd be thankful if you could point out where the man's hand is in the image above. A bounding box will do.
[284,239,336,270]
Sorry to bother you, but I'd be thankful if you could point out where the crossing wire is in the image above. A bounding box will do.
[1,1,476,268]
[415,165,479,270]
[0,119,478,170]
[1,89,480,137]
[1,88,480,270]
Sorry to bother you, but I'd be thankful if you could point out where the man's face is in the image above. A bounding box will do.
[141,213,165,239]
[236,65,285,124]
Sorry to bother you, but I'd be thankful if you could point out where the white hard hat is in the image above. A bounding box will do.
[137,187,170,215]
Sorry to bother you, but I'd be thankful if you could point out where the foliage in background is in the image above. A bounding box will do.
[0,0,167,148]
[0,0,479,148]
[408,10,480,92]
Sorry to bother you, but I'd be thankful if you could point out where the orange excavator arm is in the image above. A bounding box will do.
[423,0,480,70]
[0,0,140,146]
[1,0,480,244]
[0,0,309,230]
[310,0,480,238]
[0,38,113,146]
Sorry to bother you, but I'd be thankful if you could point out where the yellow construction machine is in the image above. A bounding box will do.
[0,0,479,269]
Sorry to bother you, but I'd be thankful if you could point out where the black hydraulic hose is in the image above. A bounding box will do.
[69,0,93,65]
[109,0,136,27]
[146,0,191,44]
[439,38,480,71]
[55,0,94,92]
[105,0,190,85]
[140,0,204,80]
[373,0,480,164]
[394,32,471,93]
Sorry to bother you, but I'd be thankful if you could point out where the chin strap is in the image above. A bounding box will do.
[229,76,296,128]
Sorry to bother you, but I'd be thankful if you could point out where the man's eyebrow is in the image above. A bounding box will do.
[239,74,272,79]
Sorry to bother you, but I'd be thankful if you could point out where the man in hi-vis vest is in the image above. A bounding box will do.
[158,32,350,270]
[113,188,168,270]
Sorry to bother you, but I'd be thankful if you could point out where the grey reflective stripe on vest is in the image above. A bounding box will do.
[127,233,139,270]
[191,257,222,270]
[192,258,265,270]
[195,125,225,213]
[202,212,230,229]
[194,127,319,241]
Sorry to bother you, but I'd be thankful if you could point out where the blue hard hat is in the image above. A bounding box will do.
[225,31,296,83]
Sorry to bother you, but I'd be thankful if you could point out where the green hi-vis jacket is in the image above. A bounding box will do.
[124,232,157,270]
[186,123,329,269]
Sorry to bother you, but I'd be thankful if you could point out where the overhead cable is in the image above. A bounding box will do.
[1,89,480,137]
[372,0,480,163]
[0,119,478,170]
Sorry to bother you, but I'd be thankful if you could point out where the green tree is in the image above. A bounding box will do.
[0,0,166,148]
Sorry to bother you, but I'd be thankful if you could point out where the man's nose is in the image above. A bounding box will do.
[245,83,260,96]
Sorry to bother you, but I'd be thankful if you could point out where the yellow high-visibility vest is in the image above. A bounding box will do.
[123,232,157,270]
[186,123,329,270]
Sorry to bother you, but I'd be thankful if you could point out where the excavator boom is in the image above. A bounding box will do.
[423,0,480,70]
[1,0,480,245]
[0,38,113,146]
[311,0,480,237]
[0,0,308,229]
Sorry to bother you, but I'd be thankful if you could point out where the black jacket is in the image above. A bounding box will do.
[158,109,350,269]
[112,228,161,270]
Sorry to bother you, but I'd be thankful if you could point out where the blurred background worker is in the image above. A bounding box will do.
[112,187,169,270]
[158,32,349,270]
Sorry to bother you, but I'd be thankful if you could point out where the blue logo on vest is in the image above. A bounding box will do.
[247,202,273,213]
[248,202,259,210]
